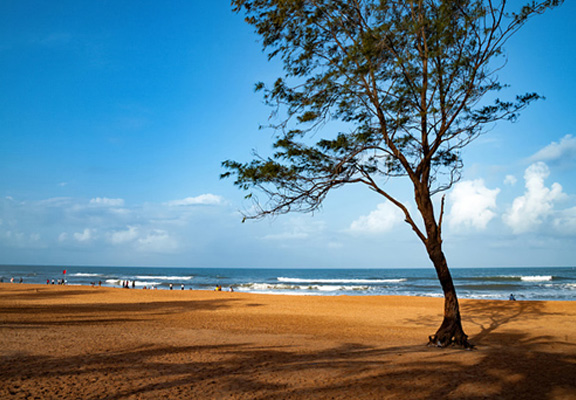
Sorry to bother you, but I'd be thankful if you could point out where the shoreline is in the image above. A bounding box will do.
[2,265,574,301]
[1,283,575,399]
[3,281,576,301]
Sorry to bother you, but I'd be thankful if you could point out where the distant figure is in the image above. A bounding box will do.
[509,293,516,301]
[229,286,234,292]
[170,283,173,290]
[181,284,184,290]
[10,277,14,283]
[132,281,135,289]
[19,277,23,284]
[98,281,102,287]
[47,279,50,285]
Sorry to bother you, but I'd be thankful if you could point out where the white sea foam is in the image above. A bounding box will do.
[71,273,101,277]
[465,293,510,300]
[544,283,576,290]
[277,277,406,284]
[245,283,300,291]
[105,279,161,287]
[315,285,371,291]
[242,282,373,292]
[134,281,161,287]
[520,275,553,282]
[134,275,193,281]
[314,285,337,291]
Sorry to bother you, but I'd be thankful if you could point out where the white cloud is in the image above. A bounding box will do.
[107,226,140,244]
[0,194,233,255]
[73,228,95,242]
[504,175,517,186]
[262,231,309,241]
[38,197,73,207]
[448,179,500,230]
[165,194,223,206]
[503,162,565,233]
[552,207,576,234]
[349,202,404,234]
[104,225,180,251]
[136,229,178,253]
[529,134,576,164]
[89,197,125,207]
[262,217,325,241]
[0,228,44,248]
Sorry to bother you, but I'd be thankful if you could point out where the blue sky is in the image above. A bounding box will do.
[1,1,575,269]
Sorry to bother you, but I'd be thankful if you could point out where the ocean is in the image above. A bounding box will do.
[0,265,574,301]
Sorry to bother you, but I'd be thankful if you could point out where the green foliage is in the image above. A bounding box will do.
[224,0,563,219]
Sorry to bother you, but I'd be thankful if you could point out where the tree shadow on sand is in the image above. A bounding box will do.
[2,331,575,398]
[460,300,569,344]
[0,297,246,328]
[1,291,575,399]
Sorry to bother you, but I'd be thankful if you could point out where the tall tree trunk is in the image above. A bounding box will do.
[415,185,473,349]
[426,238,473,348]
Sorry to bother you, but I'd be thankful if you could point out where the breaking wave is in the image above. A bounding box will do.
[277,277,406,284]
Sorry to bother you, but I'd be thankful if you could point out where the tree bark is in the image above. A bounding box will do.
[425,238,473,349]
[414,185,473,349]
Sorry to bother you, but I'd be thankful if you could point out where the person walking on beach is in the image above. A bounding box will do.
[170,283,173,290]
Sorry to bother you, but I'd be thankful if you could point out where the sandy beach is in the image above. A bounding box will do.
[1,283,575,399]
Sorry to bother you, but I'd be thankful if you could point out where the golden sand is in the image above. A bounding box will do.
[1,283,575,399]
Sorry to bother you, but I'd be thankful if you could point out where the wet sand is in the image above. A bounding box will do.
[1,283,575,399]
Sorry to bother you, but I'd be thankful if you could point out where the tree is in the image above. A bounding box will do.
[222,0,562,348]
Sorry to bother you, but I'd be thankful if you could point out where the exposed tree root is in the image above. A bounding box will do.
[428,317,474,349]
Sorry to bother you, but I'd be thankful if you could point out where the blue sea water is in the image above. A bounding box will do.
[0,265,574,301]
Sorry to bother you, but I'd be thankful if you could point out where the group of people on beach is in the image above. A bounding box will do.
[214,285,234,292]
[168,283,186,290]
[121,280,158,290]
[5,277,24,284]
[46,279,66,285]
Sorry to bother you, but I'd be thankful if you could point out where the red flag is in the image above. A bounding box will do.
[63,269,67,275]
